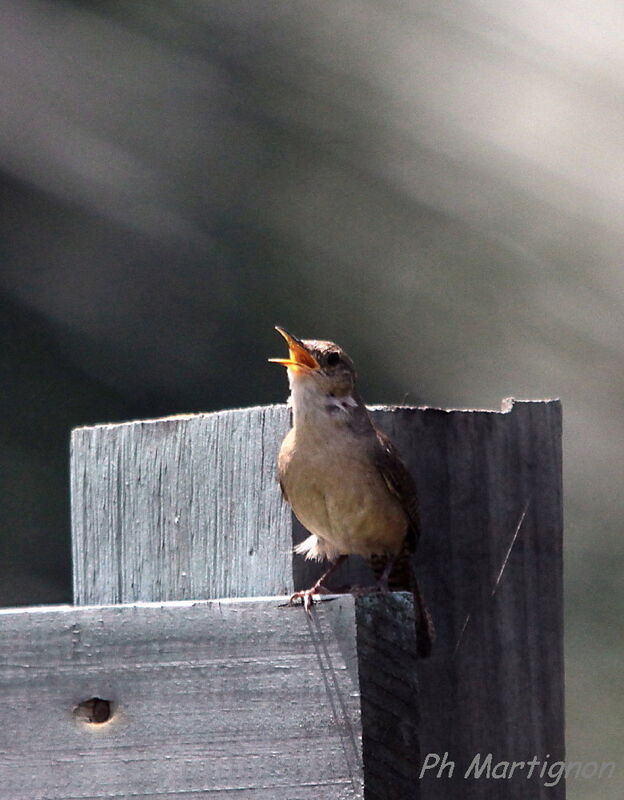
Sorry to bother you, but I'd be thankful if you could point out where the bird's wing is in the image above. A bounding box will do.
[373,428,433,656]
[373,429,421,551]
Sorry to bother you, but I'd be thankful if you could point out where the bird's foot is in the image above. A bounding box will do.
[289,584,331,616]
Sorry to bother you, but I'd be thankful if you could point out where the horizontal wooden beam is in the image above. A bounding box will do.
[0,597,367,800]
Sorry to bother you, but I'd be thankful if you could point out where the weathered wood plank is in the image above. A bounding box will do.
[0,597,363,800]
[70,399,564,799]
[71,405,293,605]
[355,593,421,800]
[376,399,564,799]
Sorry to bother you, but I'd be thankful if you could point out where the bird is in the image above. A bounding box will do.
[269,326,434,658]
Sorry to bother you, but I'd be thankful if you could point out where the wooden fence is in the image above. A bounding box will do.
[0,400,564,799]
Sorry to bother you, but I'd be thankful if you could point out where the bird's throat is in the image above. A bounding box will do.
[287,371,357,431]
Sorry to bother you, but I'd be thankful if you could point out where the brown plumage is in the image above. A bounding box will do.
[270,327,434,658]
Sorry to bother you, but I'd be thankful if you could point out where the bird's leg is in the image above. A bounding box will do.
[289,554,348,615]
[351,553,398,597]
[376,553,397,592]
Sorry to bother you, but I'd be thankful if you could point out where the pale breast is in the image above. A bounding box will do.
[278,427,408,558]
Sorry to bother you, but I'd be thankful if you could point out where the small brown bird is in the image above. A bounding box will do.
[270,327,434,658]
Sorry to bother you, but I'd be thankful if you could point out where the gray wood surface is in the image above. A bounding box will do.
[71,399,564,799]
[0,597,363,800]
[71,405,293,605]
[380,399,565,799]
[355,593,421,800]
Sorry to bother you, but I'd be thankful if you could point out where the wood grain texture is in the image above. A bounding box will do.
[355,593,421,800]
[375,399,564,799]
[0,597,363,800]
[71,405,292,605]
[71,399,564,799]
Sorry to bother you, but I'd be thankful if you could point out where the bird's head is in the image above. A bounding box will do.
[269,327,360,423]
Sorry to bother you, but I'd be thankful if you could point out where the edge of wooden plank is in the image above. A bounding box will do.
[69,398,561,436]
[0,594,365,800]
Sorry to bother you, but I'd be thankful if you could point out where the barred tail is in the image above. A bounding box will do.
[409,568,435,659]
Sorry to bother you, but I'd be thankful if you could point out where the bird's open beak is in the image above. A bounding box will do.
[268,327,320,371]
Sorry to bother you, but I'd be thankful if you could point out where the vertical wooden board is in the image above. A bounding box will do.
[0,597,363,800]
[374,400,564,799]
[355,593,421,800]
[71,405,293,605]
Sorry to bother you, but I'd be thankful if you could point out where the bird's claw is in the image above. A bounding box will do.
[289,589,316,616]
[289,585,330,616]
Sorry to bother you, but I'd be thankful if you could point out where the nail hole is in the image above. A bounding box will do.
[74,697,112,724]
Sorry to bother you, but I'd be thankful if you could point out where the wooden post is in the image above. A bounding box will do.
[60,399,565,799]
[379,400,565,798]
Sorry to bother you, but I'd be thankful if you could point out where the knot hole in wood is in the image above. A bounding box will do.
[74,697,112,725]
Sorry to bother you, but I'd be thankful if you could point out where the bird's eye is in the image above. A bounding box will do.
[326,352,341,367]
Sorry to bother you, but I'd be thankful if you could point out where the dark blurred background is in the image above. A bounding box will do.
[0,1,622,795]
